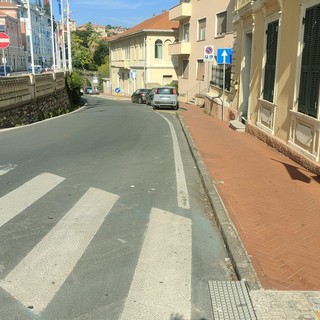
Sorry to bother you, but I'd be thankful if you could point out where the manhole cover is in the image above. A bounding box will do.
[208,280,257,319]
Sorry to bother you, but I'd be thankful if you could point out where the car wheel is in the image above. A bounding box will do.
[174,105,179,110]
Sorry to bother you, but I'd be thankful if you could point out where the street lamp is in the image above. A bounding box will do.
[26,0,35,74]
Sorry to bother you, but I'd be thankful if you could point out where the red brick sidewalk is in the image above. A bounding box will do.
[179,103,320,291]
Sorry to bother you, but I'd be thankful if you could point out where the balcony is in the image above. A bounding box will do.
[236,0,255,10]
[169,1,192,21]
[112,59,130,69]
[168,41,191,55]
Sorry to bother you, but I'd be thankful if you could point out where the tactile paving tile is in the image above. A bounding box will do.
[208,280,257,320]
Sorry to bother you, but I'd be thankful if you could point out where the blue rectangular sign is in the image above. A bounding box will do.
[217,48,232,64]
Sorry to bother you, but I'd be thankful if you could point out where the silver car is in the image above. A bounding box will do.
[148,86,179,110]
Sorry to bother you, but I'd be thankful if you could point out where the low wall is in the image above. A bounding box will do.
[0,72,71,128]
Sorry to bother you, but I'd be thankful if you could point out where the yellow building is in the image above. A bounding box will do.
[169,0,235,104]
[108,12,179,95]
[232,0,320,169]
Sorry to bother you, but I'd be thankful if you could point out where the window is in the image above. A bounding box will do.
[155,39,163,59]
[211,65,232,91]
[216,11,227,36]
[183,23,190,42]
[298,3,320,118]
[198,18,206,41]
[182,60,189,79]
[196,59,205,81]
[125,47,130,59]
[263,20,279,102]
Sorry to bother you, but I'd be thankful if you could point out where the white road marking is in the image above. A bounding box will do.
[120,208,192,320]
[0,164,17,176]
[157,113,190,209]
[0,187,119,314]
[0,172,65,228]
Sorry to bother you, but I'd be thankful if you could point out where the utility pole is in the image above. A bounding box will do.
[26,0,35,74]
[66,0,72,70]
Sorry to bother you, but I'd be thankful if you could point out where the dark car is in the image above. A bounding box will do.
[0,65,13,77]
[131,89,150,104]
[147,86,179,110]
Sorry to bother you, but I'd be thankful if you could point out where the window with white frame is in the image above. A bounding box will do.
[155,39,163,58]
[216,11,227,36]
[196,59,205,80]
[298,3,320,118]
[183,23,190,42]
[198,18,206,41]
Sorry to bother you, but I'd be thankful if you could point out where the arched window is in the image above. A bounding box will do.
[155,40,163,59]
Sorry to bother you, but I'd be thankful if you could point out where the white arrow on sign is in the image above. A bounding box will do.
[222,50,228,64]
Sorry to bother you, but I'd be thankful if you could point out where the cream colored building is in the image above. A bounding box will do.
[169,0,235,104]
[231,0,320,169]
[0,2,25,71]
[108,12,179,96]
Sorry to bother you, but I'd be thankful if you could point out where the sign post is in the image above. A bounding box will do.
[217,48,232,121]
[204,46,214,90]
[0,32,10,76]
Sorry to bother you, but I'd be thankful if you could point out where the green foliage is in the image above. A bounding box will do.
[66,71,85,105]
[97,62,109,78]
[93,39,110,66]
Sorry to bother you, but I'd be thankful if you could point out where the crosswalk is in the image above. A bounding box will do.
[0,169,193,318]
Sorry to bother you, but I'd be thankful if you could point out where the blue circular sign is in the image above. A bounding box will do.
[115,87,121,93]
[205,46,213,54]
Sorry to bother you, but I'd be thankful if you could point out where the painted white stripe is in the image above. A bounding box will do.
[120,208,192,320]
[0,163,17,176]
[157,114,190,209]
[0,172,65,228]
[0,187,119,314]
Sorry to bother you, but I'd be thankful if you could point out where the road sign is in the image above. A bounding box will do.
[0,32,10,49]
[204,45,214,61]
[115,87,120,93]
[217,48,232,64]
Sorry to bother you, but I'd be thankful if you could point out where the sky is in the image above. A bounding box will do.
[52,0,180,28]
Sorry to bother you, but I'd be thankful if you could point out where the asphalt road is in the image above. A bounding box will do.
[0,96,235,319]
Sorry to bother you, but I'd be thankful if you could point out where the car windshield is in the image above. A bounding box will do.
[157,88,175,94]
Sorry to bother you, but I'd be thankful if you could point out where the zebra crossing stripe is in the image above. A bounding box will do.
[120,208,192,320]
[0,187,119,314]
[0,164,17,176]
[0,172,65,228]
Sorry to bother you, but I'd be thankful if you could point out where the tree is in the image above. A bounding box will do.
[71,34,93,69]
[93,39,109,66]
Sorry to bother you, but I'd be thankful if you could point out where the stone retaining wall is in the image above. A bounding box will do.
[0,72,72,128]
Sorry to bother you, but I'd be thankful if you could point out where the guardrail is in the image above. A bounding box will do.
[0,72,66,111]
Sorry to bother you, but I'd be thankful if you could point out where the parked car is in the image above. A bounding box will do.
[0,65,13,77]
[147,86,179,110]
[84,87,99,95]
[27,65,43,74]
[85,87,93,94]
[131,88,150,104]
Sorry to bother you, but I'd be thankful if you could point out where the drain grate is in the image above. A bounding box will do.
[208,280,257,320]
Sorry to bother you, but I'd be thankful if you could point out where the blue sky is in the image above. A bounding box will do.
[52,0,179,28]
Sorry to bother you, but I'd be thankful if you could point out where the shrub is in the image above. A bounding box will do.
[66,71,85,106]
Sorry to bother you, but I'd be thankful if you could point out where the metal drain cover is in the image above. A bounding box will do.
[208,280,257,320]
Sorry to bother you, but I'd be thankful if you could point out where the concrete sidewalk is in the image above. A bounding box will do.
[177,103,320,319]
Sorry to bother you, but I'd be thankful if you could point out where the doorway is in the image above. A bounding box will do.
[240,32,252,121]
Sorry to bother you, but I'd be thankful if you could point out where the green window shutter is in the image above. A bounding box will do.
[263,20,279,102]
[298,4,320,118]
